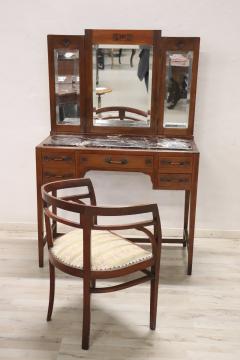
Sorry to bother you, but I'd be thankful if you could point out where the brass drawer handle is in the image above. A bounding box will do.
[160,177,189,183]
[178,178,189,183]
[161,160,189,166]
[160,177,171,182]
[43,172,73,179]
[43,155,72,162]
[105,157,128,165]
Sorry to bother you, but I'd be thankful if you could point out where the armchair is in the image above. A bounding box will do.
[42,178,162,349]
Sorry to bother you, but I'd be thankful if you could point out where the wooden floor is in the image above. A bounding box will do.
[0,230,240,359]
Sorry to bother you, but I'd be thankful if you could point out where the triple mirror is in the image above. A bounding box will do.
[48,31,199,137]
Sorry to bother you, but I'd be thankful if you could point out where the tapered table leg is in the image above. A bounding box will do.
[183,190,190,247]
[52,189,57,238]
[36,148,44,267]
[187,154,199,275]
[37,184,44,267]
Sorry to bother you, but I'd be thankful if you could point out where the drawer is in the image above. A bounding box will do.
[158,174,191,190]
[159,155,192,173]
[78,153,153,170]
[42,168,76,183]
[42,150,75,166]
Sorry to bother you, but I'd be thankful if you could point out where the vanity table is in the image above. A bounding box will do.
[36,30,200,274]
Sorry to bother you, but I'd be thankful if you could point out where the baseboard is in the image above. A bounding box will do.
[0,223,239,239]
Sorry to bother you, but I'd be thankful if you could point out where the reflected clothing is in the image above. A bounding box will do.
[137,47,150,91]
[167,78,181,109]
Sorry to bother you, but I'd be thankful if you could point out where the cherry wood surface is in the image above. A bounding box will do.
[36,141,199,275]
[36,28,200,276]
[47,30,199,137]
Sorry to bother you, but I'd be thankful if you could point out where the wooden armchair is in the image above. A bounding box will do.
[41,178,162,350]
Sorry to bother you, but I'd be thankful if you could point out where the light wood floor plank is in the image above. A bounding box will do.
[0,232,239,359]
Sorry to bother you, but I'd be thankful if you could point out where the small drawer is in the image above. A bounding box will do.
[78,153,153,170]
[159,156,192,173]
[42,150,75,166]
[158,174,191,190]
[43,168,76,183]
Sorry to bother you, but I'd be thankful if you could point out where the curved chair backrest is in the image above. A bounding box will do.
[42,177,96,213]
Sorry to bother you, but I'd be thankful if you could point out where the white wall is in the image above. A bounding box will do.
[1,0,240,233]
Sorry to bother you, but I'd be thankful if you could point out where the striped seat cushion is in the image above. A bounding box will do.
[50,229,152,271]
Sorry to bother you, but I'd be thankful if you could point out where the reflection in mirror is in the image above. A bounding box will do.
[54,49,80,125]
[163,51,193,129]
[92,45,153,128]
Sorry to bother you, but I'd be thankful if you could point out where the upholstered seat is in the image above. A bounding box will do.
[51,229,152,271]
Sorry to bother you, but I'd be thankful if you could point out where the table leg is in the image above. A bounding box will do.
[37,183,44,267]
[130,49,136,67]
[36,148,44,267]
[118,48,122,64]
[183,190,190,247]
[52,190,57,238]
[187,154,199,275]
[97,94,101,108]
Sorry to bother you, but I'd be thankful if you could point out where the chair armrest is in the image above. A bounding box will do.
[89,203,161,257]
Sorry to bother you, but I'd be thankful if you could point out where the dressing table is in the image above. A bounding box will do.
[36,29,200,274]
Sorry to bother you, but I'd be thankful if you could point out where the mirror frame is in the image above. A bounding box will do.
[157,37,200,138]
[48,35,86,134]
[84,29,162,135]
[47,32,200,138]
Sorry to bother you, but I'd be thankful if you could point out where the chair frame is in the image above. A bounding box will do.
[42,178,162,350]
[95,106,149,122]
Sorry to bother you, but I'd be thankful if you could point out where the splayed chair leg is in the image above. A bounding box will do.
[82,277,91,350]
[47,261,55,321]
[150,266,159,330]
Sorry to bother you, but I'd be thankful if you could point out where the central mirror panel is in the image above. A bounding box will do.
[92,44,153,128]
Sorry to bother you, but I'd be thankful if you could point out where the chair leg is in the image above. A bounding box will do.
[82,277,91,350]
[150,266,159,330]
[47,261,55,321]
[91,279,96,289]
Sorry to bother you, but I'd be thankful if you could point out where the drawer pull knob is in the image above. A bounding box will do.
[105,157,128,165]
[145,158,152,165]
[178,178,189,183]
[43,156,72,162]
[160,177,171,182]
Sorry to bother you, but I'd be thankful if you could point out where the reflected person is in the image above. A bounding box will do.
[167,77,181,109]
[137,46,150,91]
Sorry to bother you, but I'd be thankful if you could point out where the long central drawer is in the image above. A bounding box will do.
[77,153,153,171]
